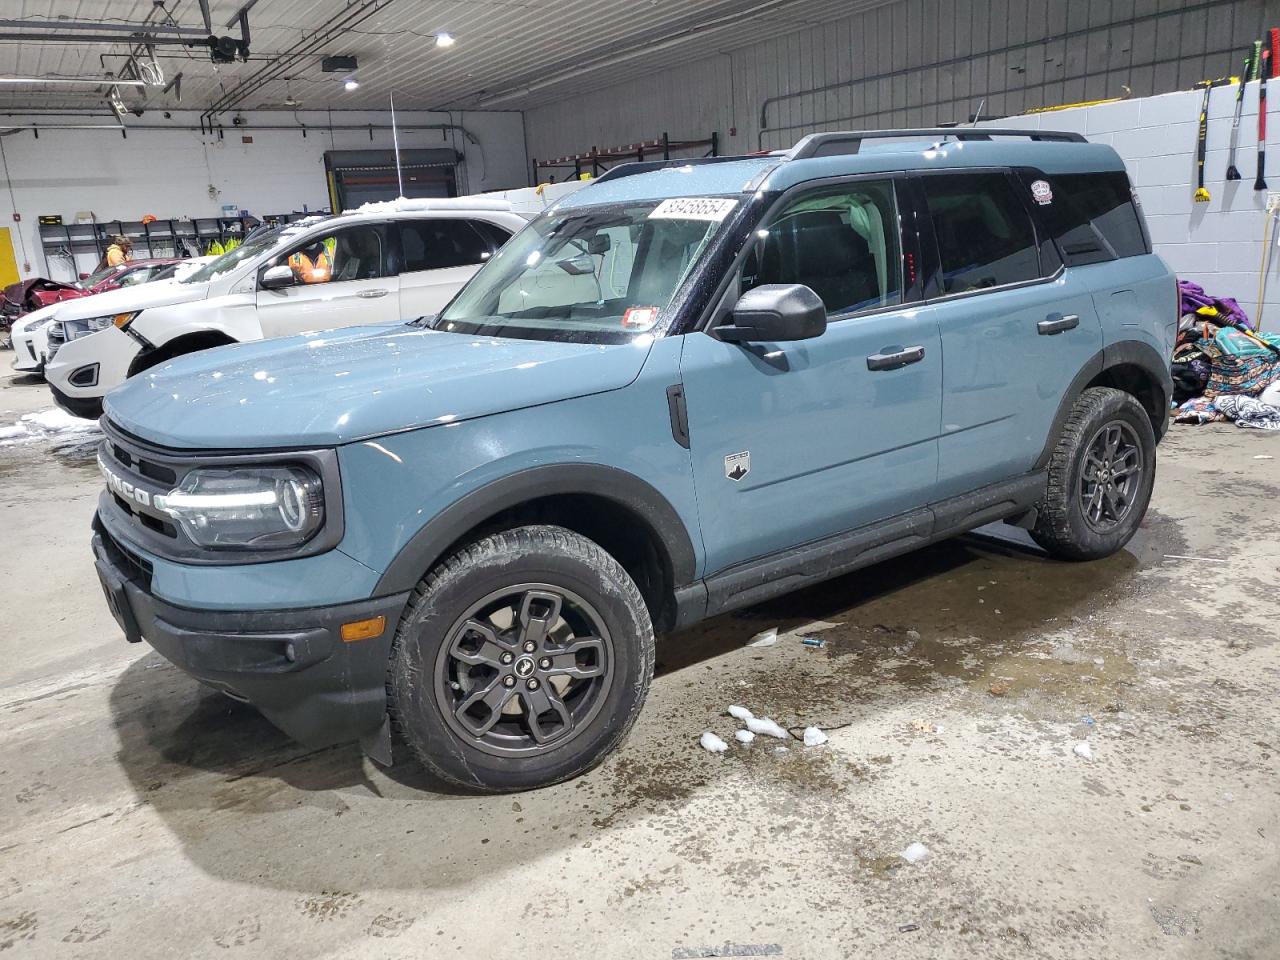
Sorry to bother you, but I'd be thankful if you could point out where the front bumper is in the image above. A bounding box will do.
[44,325,141,408]
[92,515,409,749]
[9,329,43,373]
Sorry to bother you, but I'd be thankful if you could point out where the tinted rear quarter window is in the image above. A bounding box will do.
[400,219,504,271]
[923,173,1041,294]
[1033,171,1149,266]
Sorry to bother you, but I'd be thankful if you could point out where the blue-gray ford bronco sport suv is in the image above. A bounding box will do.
[93,129,1174,792]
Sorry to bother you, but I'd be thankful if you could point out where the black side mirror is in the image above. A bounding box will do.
[717,284,827,343]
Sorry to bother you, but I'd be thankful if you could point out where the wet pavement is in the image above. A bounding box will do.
[1,367,1277,959]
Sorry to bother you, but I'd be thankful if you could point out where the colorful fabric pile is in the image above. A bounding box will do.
[1172,280,1280,428]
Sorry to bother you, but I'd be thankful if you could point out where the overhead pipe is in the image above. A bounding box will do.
[201,0,398,125]
[0,18,207,37]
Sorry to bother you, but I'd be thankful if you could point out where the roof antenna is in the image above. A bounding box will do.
[971,97,987,126]
[390,89,405,199]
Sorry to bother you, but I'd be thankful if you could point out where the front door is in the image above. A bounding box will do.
[256,223,401,338]
[680,178,943,576]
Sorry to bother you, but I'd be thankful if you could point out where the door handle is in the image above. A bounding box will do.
[866,345,926,371]
[1037,313,1080,335]
[356,288,390,299]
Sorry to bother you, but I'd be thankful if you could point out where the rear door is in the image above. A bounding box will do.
[918,170,1102,497]
[397,218,510,317]
[255,223,400,338]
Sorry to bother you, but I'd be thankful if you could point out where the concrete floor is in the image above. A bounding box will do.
[1,364,1278,960]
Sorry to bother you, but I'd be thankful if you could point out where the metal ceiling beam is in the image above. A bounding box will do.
[0,32,200,46]
[0,18,207,37]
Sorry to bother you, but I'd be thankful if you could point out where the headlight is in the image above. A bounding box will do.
[25,311,59,332]
[61,311,140,342]
[154,465,324,549]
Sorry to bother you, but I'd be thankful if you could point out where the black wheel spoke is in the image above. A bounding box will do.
[517,590,562,649]
[454,678,513,736]
[547,637,607,679]
[521,684,573,744]
[449,619,514,667]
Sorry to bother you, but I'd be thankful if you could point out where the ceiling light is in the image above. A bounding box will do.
[0,76,147,86]
[434,32,455,47]
[344,78,360,91]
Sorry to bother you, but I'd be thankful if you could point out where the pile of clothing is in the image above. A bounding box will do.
[1172,280,1280,431]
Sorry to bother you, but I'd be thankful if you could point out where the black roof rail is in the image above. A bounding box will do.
[592,154,769,184]
[789,128,1088,159]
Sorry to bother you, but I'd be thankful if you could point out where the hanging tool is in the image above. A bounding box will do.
[1226,56,1252,180]
[1257,46,1271,191]
[1193,77,1234,201]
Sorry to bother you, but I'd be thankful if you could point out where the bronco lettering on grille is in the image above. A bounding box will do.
[99,456,153,508]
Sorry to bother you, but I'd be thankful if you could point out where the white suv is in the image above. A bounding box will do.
[43,195,556,419]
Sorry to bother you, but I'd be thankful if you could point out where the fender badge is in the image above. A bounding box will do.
[725,451,750,482]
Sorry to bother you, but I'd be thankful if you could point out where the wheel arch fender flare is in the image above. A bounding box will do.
[1034,341,1172,470]
[371,463,699,596]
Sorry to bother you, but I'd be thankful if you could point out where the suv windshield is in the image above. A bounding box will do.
[180,226,290,284]
[435,197,739,343]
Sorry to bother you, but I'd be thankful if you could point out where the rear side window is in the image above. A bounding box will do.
[400,219,502,272]
[1033,171,1149,266]
[923,173,1040,294]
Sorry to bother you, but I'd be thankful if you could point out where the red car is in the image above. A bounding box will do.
[2,259,184,328]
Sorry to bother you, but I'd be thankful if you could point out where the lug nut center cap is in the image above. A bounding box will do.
[513,656,536,679]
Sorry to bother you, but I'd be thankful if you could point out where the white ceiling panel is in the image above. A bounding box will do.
[0,0,895,116]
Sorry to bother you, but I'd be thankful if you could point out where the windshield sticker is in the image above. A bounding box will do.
[622,306,660,329]
[1030,180,1053,205]
[649,198,739,221]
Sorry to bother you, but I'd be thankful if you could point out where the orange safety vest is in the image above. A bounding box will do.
[288,250,331,284]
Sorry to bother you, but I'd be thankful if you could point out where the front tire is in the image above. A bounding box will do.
[388,525,655,793]
[1031,387,1156,561]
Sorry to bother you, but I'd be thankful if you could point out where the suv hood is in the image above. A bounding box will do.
[51,277,208,320]
[105,324,654,449]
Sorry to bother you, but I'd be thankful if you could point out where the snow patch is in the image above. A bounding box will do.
[0,407,100,446]
[727,704,754,722]
[744,716,790,739]
[900,842,931,864]
[802,726,829,747]
[699,731,729,753]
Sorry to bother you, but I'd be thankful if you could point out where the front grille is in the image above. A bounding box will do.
[110,440,177,484]
[98,519,153,589]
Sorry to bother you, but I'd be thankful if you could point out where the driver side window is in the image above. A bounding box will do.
[742,180,903,317]
[272,225,386,287]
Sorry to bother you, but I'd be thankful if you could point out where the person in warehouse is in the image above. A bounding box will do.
[287,236,333,284]
[102,234,133,269]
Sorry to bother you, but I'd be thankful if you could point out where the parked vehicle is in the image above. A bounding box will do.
[3,259,185,325]
[8,258,206,377]
[43,197,541,419]
[91,130,1174,792]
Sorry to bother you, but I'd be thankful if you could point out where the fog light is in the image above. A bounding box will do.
[340,615,385,643]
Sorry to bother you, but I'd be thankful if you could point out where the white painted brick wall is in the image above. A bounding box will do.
[982,82,1280,329]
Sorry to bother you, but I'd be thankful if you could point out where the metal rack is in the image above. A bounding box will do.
[531,132,719,183]
[37,210,323,280]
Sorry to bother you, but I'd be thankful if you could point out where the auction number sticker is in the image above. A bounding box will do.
[649,197,739,221]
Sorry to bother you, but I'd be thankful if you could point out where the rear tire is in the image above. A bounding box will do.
[388,525,654,793]
[1031,387,1156,561]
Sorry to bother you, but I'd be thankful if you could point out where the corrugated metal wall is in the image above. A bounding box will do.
[525,0,1280,172]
